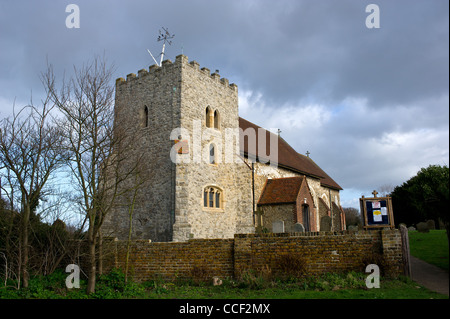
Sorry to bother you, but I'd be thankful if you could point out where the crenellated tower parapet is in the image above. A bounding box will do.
[115,55,238,93]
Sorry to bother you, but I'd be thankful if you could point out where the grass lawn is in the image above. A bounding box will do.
[408,230,449,270]
[141,277,447,299]
[2,270,447,300]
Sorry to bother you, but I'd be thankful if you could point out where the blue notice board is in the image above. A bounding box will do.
[365,200,389,225]
[360,194,394,229]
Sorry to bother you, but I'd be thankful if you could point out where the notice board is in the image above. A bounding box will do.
[360,191,394,229]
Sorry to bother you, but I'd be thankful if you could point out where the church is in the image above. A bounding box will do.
[102,55,345,242]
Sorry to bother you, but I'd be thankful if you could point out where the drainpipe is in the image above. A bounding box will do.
[329,189,333,231]
[252,162,255,225]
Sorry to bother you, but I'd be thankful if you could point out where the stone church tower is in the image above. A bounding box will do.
[103,54,345,242]
[104,55,255,242]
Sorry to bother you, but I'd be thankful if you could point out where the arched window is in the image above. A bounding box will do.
[209,144,215,164]
[144,106,149,128]
[214,110,220,129]
[205,106,213,128]
[203,186,223,209]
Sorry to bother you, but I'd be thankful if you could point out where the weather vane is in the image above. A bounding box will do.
[147,27,175,67]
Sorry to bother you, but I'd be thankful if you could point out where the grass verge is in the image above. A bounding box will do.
[0,269,447,299]
[408,230,449,270]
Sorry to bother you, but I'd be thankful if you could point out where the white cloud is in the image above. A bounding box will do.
[340,188,364,209]
[239,89,331,133]
[0,95,31,118]
[238,88,449,211]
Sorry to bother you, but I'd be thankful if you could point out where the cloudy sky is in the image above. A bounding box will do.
[0,0,448,209]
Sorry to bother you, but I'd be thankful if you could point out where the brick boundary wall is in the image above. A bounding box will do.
[100,229,404,282]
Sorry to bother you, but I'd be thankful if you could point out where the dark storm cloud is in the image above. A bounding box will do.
[222,0,449,108]
[1,0,447,107]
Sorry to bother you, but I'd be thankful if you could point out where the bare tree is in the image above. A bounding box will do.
[0,98,66,288]
[43,55,144,294]
[378,184,395,197]
[0,187,21,288]
[343,207,362,228]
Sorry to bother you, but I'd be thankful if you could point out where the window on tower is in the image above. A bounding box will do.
[215,192,221,208]
[214,110,220,129]
[209,188,214,207]
[209,144,215,164]
[143,106,149,128]
[204,189,208,207]
[203,186,223,210]
[205,106,213,128]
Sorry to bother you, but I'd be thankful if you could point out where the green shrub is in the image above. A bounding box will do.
[91,268,145,299]
[1,269,70,299]
[300,272,368,291]
[0,267,146,299]
[237,268,272,290]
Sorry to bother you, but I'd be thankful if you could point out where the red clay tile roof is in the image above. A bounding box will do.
[258,176,304,205]
[239,117,342,190]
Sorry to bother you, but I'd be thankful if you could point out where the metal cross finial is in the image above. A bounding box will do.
[306,151,310,157]
[277,129,281,136]
[372,190,378,197]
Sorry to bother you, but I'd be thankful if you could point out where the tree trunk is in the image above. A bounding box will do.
[98,232,103,275]
[86,225,97,294]
[21,203,30,288]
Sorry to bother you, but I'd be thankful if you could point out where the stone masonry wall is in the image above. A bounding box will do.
[112,239,235,281]
[103,59,184,242]
[172,55,254,241]
[104,55,255,243]
[102,229,405,282]
[252,162,342,231]
[234,229,403,278]
[260,204,296,232]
